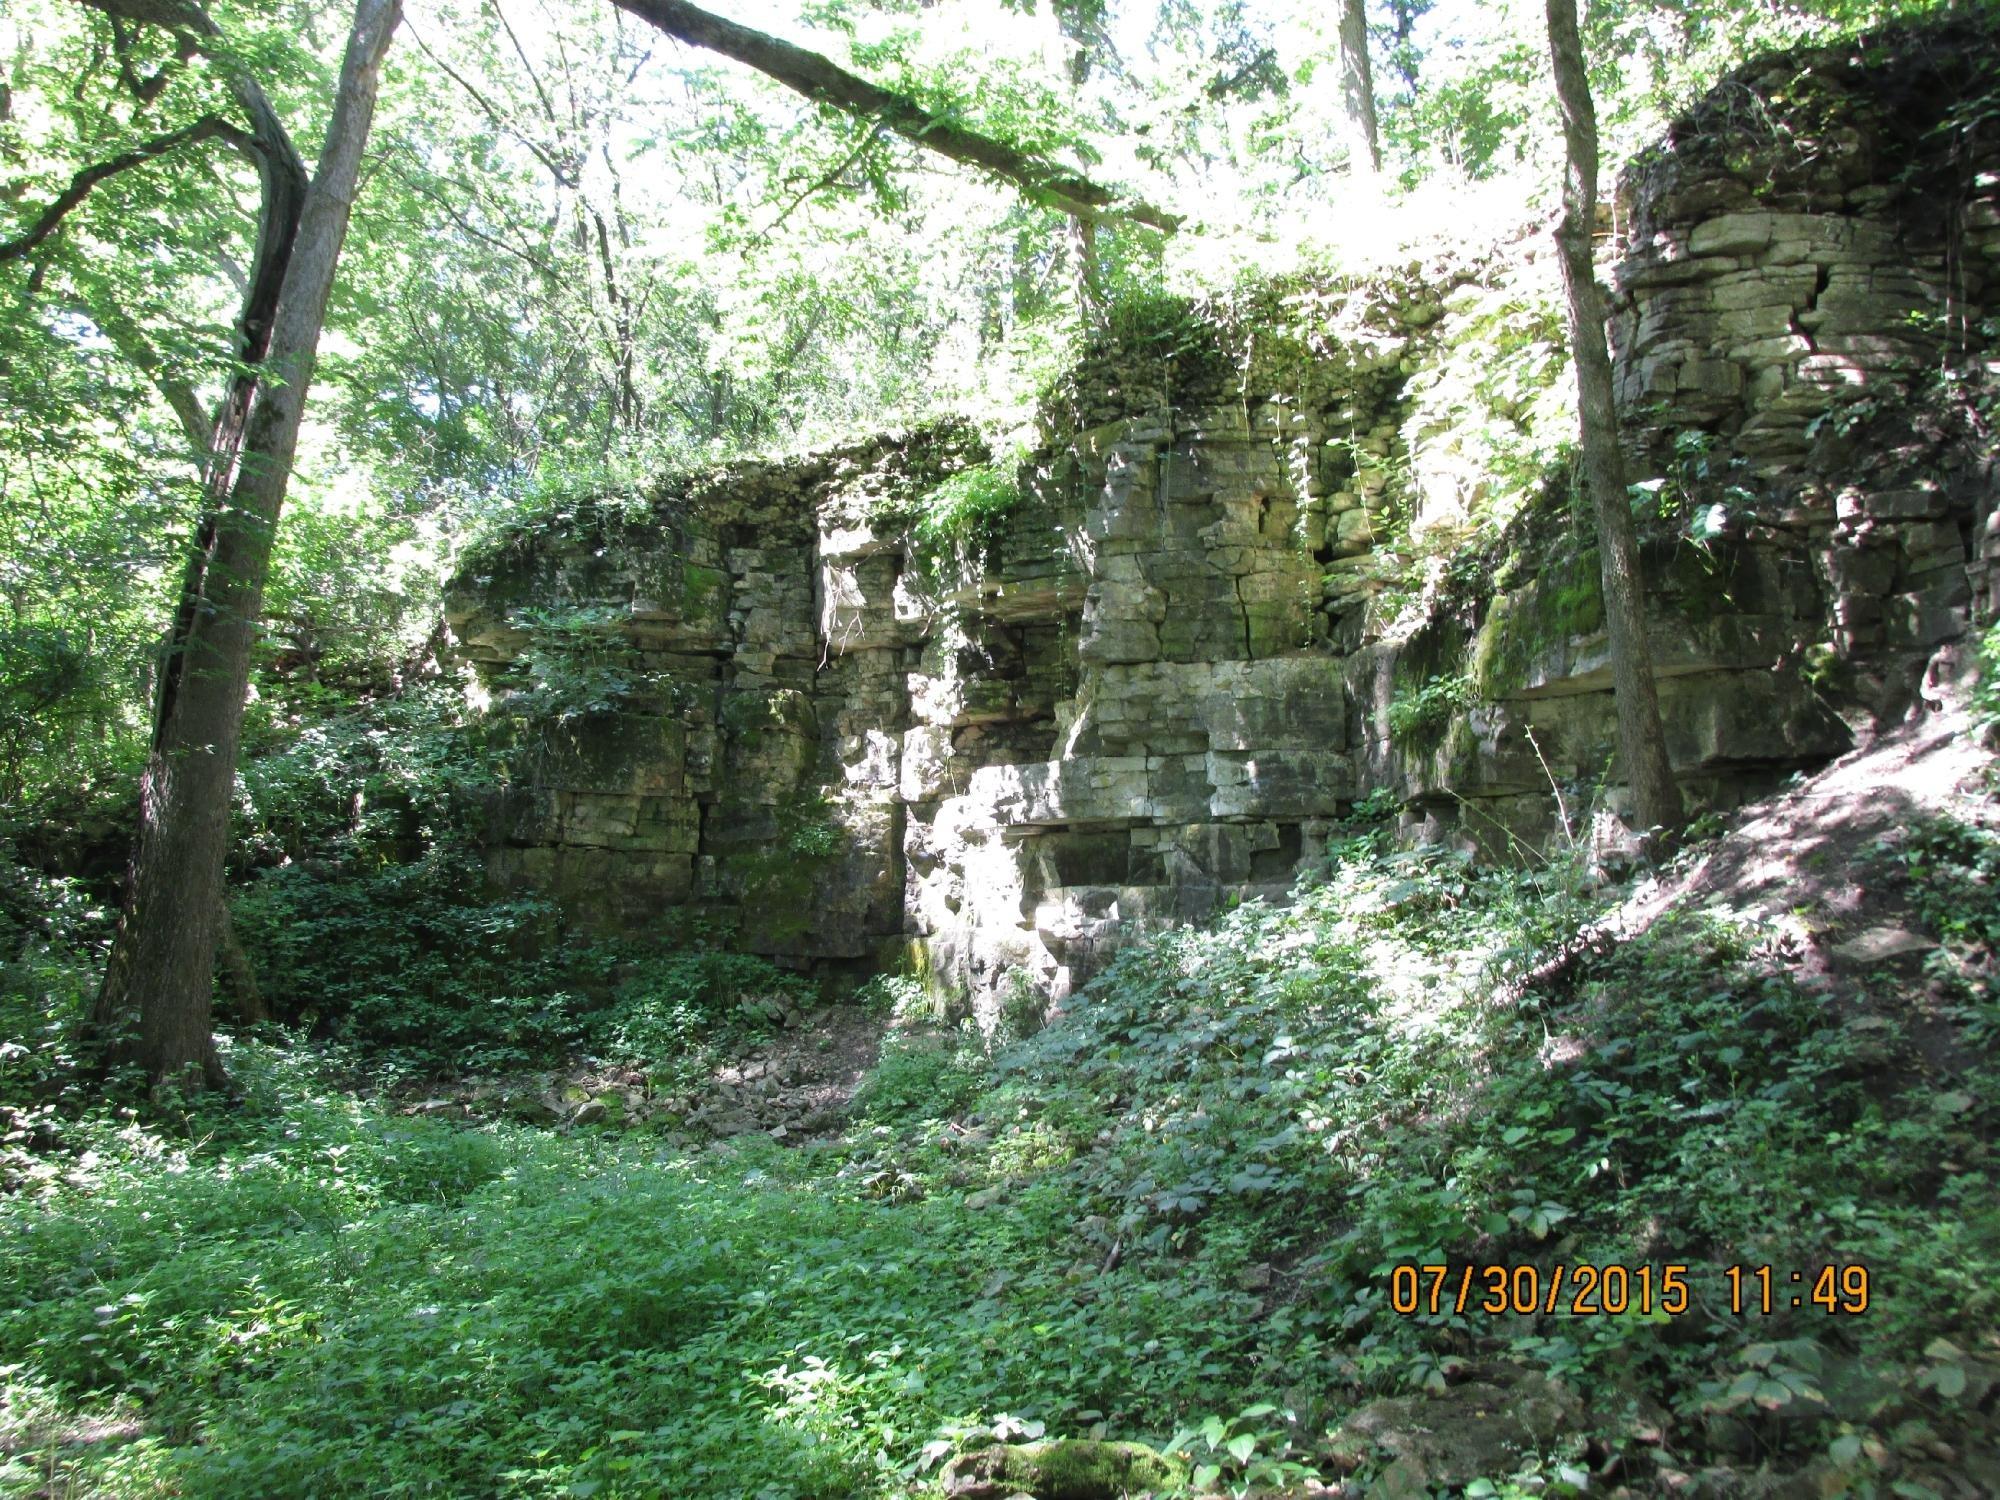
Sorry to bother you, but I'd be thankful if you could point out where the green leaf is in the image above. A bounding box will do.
[1753,1377,1793,1409]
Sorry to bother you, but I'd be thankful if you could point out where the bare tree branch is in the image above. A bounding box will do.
[757,121,883,241]
[109,18,198,106]
[489,0,559,127]
[404,19,581,188]
[607,0,1178,231]
[378,149,558,276]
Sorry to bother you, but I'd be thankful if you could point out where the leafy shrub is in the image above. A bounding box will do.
[235,682,623,1074]
[1894,814,2000,949]
[509,603,658,724]
[910,448,1027,551]
[236,681,490,870]
[852,971,932,1019]
[5,783,1994,1498]
[233,849,593,1074]
[848,1032,986,1124]
[0,620,125,804]
[1344,785,1403,825]
[0,853,116,1191]
[1386,671,1473,745]
[1102,289,1214,356]
[595,949,813,1088]
[1974,617,2000,733]
[780,792,843,858]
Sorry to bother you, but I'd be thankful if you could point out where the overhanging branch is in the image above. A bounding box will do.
[608,0,1178,232]
[0,114,247,260]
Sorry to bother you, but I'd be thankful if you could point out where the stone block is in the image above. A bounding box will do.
[1867,488,1948,520]
[1883,588,1965,648]
[1714,303,1799,340]
[1688,212,1780,256]
[1678,358,1743,398]
[1205,750,1354,819]
[1078,613,1162,664]
[1823,542,1899,598]
[1708,267,1820,310]
[1731,333,1813,367]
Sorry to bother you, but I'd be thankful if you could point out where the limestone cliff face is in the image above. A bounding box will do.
[446,19,2000,1022]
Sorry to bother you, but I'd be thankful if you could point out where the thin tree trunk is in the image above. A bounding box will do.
[90,0,403,1090]
[158,73,310,735]
[1338,0,1381,177]
[1386,0,1423,93]
[1069,215,1104,325]
[1545,0,1683,850]
[85,41,310,1036]
[1059,18,1105,328]
[64,0,311,825]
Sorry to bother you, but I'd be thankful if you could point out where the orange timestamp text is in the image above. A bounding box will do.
[1388,1262,1872,1318]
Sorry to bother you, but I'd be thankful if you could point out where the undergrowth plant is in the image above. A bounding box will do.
[1385,670,1474,746]
[595,949,812,1091]
[910,449,1028,552]
[3,798,1995,1497]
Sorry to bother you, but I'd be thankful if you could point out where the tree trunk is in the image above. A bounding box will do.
[1069,214,1104,325]
[1386,0,1424,93]
[61,0,309,1045]
[1544,0,1683,851]
[90,0,403,1090]
[1059,16,1105,328]
[1338,0,1381,177]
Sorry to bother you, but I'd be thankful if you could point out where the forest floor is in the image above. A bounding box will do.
[1627,707,1995,1062]
[388,999,890,1143]
[5,712,1999,1499]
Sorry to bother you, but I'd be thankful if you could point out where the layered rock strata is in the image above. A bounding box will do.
[446,20,2000,1021]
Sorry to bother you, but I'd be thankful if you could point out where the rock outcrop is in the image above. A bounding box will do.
[445,17,2000,1023]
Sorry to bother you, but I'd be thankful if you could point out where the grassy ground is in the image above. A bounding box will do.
[5,757,1999,1498]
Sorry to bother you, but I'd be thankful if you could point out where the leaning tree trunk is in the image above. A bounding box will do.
[1545,0,1683,850]
[1338,0,1381,177]
[90,0,403,1090]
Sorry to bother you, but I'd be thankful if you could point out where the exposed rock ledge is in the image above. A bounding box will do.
[446,18,2000,1024]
